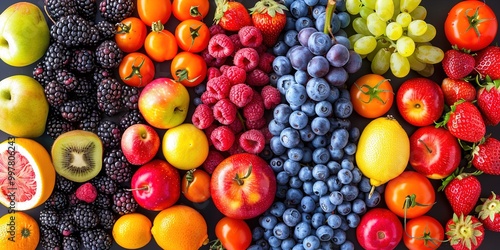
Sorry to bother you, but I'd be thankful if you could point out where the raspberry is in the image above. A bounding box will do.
[210,126,235,151]
[243,91,265,121]
[246,117,267,130]
[228,134,245,155]
[219,65,230,75]
[209,24,225,36]
[192,104,214,129]
[255,44,268,55]
[228,34,243,54]
[261,127,273,143]
[208,34,235,58]
[201,49,227,67]
[234,48,260,72]
[258,52,276,73]
[75,182,98,203]
[238,26,263,48]
[228,119,244,134]
[247,69,269,86]
[223,66,247,85]
[206,75,231,100]
[229,83,254,108]
[207,67,222,80]
[213,99,237,125]
[261,85,281,110]
[201,90,219,105]
[204,123,218,146]
[202,150,225,174]
[239,129,266,154]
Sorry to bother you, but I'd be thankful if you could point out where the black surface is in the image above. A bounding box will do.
[1,0,500,249]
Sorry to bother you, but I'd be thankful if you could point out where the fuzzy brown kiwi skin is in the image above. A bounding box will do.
[51,130,103,182]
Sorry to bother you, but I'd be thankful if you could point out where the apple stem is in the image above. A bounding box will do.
[233,165,253,186]
[124,186,149,192]
[418,139,433,153]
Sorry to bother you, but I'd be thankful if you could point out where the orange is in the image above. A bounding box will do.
[112,213,152,249]
[151,204,209,250]
[162,123,209,170]
[0,211,39,250]
[0,138,55,211]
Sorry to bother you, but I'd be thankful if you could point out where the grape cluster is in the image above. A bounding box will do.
[247,0,381,249]
[346,0,444,77]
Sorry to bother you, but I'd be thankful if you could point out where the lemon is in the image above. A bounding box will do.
[112,213,152,249]
[356,115,410,188]
[162,123,209,170]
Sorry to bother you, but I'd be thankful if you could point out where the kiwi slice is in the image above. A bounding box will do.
[51,130,103,182]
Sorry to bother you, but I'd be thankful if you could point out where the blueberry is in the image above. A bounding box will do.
[311,117,330,136]
[302,147,313,163]
[311,135,327,148]
[270,136,287,155]
[276,184,288,199]
[344,142,357,155]
[332,229,347,245]
[277,171,290,185]
[284,30,299,47]
[273,222,291,240]
[312,147,330,164]
[302,213,312,224]
[321,241,335,249]
[341,158,354,170]
[270,201,287,217]
[316,225,334,241]
[193,83,206,95]
[328,145,344,161]
[341,184,359,201]
[319,195,336,213]
[307,32,333,56]
[248,244,264,250]
[282,238,296,250]
[326,43,350,67]
[336,201,352,216]
[337,169,353,184]
[344,50,363,74]
[315,12,341,35]
[294,70,309,86]
[298,166,313,182]
[307,56,330,78]
[253,226,265,241]
[327,161,342,174]
[300,100,316,117]
[325,66,349,87]
[304,0,319,6]
[290,0,309,18]
[329,190,344,205]
[255,239,270,249]
[365,190,382,207]
[294,221,311,240]
[268,119,286,136]
[259,214,278,230]
[337,12,351,28]
[327,214,342,229]
[358,177,372,193]
[336,0,347,11]
[289,111,309,130]
[287,147,304,162]
[284,159,301,176]
[334,97,353,118]
[351,167,363,184]
[286,83,308,106]
[311,212,325,229]
[286,188,303,206]
[280,127,301,148]
[282,207,302,227]
[268,235,282,247]
[312,180,328,197]
[293,244,306,250]
[289,176,303,189]
[306,78,330,102]
[302,181,314,195]
[340,240,355,250]
[284,16,297,31]
[312,164,330,181]
[297,27,318,47]
[312,5,326,20]
[331,128,349,148]
[288,46,314,71]
[273,41,290,56]
[300,196,316,213]
[352,198,367,214]
[346,213,360,228]
[334,35,351,49]
[330,117,351,130]
[302,235,321,250]
[273,56,292,76]
[295,17,314,32]
[326,175,342,192]
[273,103,292,124]
[192,97,203,106]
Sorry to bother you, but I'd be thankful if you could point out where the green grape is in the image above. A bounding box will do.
[349,34,365,46]
[360,6,375,19]
[346,0,363,15]
[390,52,410,78]
[408,23,436,43]
[375,0,394,22]
[367,37,391,61]
[353,17,372,36]
[417,63,434,77]
[414,45,444,64]
[410,6,427,20]
[407,20,427,37]
[366,13,387,37]
[361,0,377,9]
[354,36,377,55]
[392,0,401,20]
[396,36,415,57]
[396,12,412,27]
[386,22,403,40]
[407,53,426,71]
[400,0,421,13]
[372,48,392,75]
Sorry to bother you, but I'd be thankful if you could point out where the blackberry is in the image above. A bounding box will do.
[45,191,69,210]
[72,203,99,230]
[91,175,117,195]
[42,42,71,71]
[32,61,54,87]
[121,84,141,110]
[111,188,138,215]
[68,193,82,207]
[56,174,76,194]
[99,0,135,23]
[91,67,113,84]
[59,99,90,122]
[39,208,60,228]
[97,77,123,116]
[95,20,116,40]
[72,77,96,98]
[70,48,95,74]
[76,0,97,21]
[55,68,79,91]
[97,208,116,230]
[80,228,113,250]
[46,113,75,139]
[45,0,77,22]
[119,109,145,130]
[97,120,121,150]
[58,216,78,236]
[44,80,68,107]
[79,109,102,133]
[92,193,111,209]
[40,225,62,249]
[50,15,101,47]
[103,148,132,183]
[95,40,123,68]
[62,235,81,250]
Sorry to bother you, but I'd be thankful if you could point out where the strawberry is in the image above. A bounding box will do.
[440,171,482,216]
[475,45,500,80]
[445,213,484,250]
[442,49,475,79]
[436,100,485,143]
[476,77,500,126]
[214,0,252,32]
[470,137,500,175]
[475,191,500,232]
[441,78,477,106]
[249,0,287,47]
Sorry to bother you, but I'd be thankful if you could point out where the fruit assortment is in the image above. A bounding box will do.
[1,1,500,250]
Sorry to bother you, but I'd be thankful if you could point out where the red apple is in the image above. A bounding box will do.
[396,78,444,127]
[130,159,180,211]
[121,123,160,165]
[211,153,276,220]
[138,78,190,129]
[409,126,461,179]
[356,208,403,250]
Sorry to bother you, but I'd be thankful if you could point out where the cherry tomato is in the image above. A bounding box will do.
[172,0,210,21]
[137,0,172,26]
[175,19,210,53]
[144,22,178,62]
[403,215,445,250]
[181,168,211,203]
[444,1,497,51]
[384,171,436,219]
[118,52,155,87]
[115,17,147,53]
[350,74,394,118]
[170,51,207,87]
[214,217,252,250]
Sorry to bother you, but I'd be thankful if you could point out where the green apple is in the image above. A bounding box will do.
[0,75,49,138]
[0,2,50,67]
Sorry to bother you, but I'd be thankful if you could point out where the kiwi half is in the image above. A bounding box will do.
[51,130,103,182]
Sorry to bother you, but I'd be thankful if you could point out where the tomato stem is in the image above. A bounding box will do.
[233,165,253,186]
[189,25,203,51]
[354,79,392,104]
[124,56,145,86]
[464,6,493,38]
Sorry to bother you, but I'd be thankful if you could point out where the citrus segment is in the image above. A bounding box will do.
[0,211,40,250]
[162,123,209,170]
[112,213,152,249]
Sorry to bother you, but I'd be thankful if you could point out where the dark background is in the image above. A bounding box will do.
[1,0,499,249]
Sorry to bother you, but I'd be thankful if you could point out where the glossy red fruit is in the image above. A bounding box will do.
[441,78,476,106]
[356,208,403,250]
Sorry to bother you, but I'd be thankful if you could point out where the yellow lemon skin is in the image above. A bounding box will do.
[162,123,209,170]
[355,116,410,187]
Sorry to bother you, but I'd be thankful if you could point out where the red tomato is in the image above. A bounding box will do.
[403,215,445,250]
[144,22,178,62]
[175,19,210,53]
[213,217,252,250]
[181,168,211,203]
[137,0,172,26]
[350,74,394,118]
[172,0,210,21]
[115,17,147,53]
[118,52,155,87]
[445,1,497,51]
[170,51,207,87]
[356,208,403,250]
[384,171,436,219]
